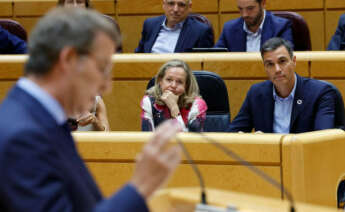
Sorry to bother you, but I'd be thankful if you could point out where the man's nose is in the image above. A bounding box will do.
[172,3,179,11]
[274,63,282,72]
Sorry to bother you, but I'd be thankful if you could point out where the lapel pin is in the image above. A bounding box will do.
[297,99,302,105]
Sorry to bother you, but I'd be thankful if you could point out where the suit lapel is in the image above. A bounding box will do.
[263,82,275,132]
[290,75,305,131]
[234,19,247,51]
[147,16,164,52]
[174,17,191,52]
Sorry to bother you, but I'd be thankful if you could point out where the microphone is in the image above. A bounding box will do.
[176,136,237,212]
[192,132,296,212]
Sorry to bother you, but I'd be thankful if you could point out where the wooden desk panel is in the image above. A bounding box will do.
[0,1,12,17]
[76,132,282,197]
[282,129,345,207]
[86,163,281,198]
[311,61,345,78]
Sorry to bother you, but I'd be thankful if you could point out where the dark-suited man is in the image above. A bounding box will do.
[0,8,182,212]
[135,0,214,53]
[228,38,336,133]
[215,0,293,52]
[327,13,345,50]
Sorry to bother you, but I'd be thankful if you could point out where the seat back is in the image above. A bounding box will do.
[272,11,311,51]
[146,71,230,132]
[321,81,345,130]
[0,19,27,41]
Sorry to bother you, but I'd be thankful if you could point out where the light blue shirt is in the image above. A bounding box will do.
[151,19,184,53]
[272,74,297,134]
[243,10,266,52]
[17,77,67,125]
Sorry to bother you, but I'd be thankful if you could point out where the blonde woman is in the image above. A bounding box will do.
[141,59,207,132]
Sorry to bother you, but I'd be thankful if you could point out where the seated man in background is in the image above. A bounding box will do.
[228,37,336,133]
[327,13,345,50]
[0,26,27,54]
[0,8,181,212]
[135,0,214,53]
[215,0,293,52]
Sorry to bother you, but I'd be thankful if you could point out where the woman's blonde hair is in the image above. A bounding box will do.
[146,59,200,108]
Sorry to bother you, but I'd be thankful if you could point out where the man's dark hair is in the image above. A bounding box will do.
[255,0,263,4]
[260,37,294,59]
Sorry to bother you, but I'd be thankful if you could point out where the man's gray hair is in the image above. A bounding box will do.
[25,7,121,76]
[260,37,294,59]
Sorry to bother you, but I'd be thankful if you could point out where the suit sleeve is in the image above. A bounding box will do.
[313,86,336,130]
[214,27,227,49]
[227,89,253,132]
[327,14,345,50]
[0,27,27,54]
[135,20,148,53]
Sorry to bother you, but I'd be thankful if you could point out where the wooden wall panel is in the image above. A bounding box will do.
[265,0,323,10]
[13,17,40,35]
[118,15,155,53]
[91,0,115,15]
[117,0,162,14]
[226,80,263,121]
[0,1,13,17]
[13,0,55,16]
[190,0,218,13]
[220,0,323,12]
[326,0,345,9]
[299,11,325,51]
[325,11,344,49]
[204,14,219,42]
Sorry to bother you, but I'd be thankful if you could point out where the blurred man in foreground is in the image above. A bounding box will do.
[0,8,181,212]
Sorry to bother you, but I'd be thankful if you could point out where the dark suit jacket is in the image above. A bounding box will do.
[135,15,214,53]
[0,85,148,212]
[0,26,27,54]
[228,75,336,133]
[327,13,345,50]
[215,11,293,52]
